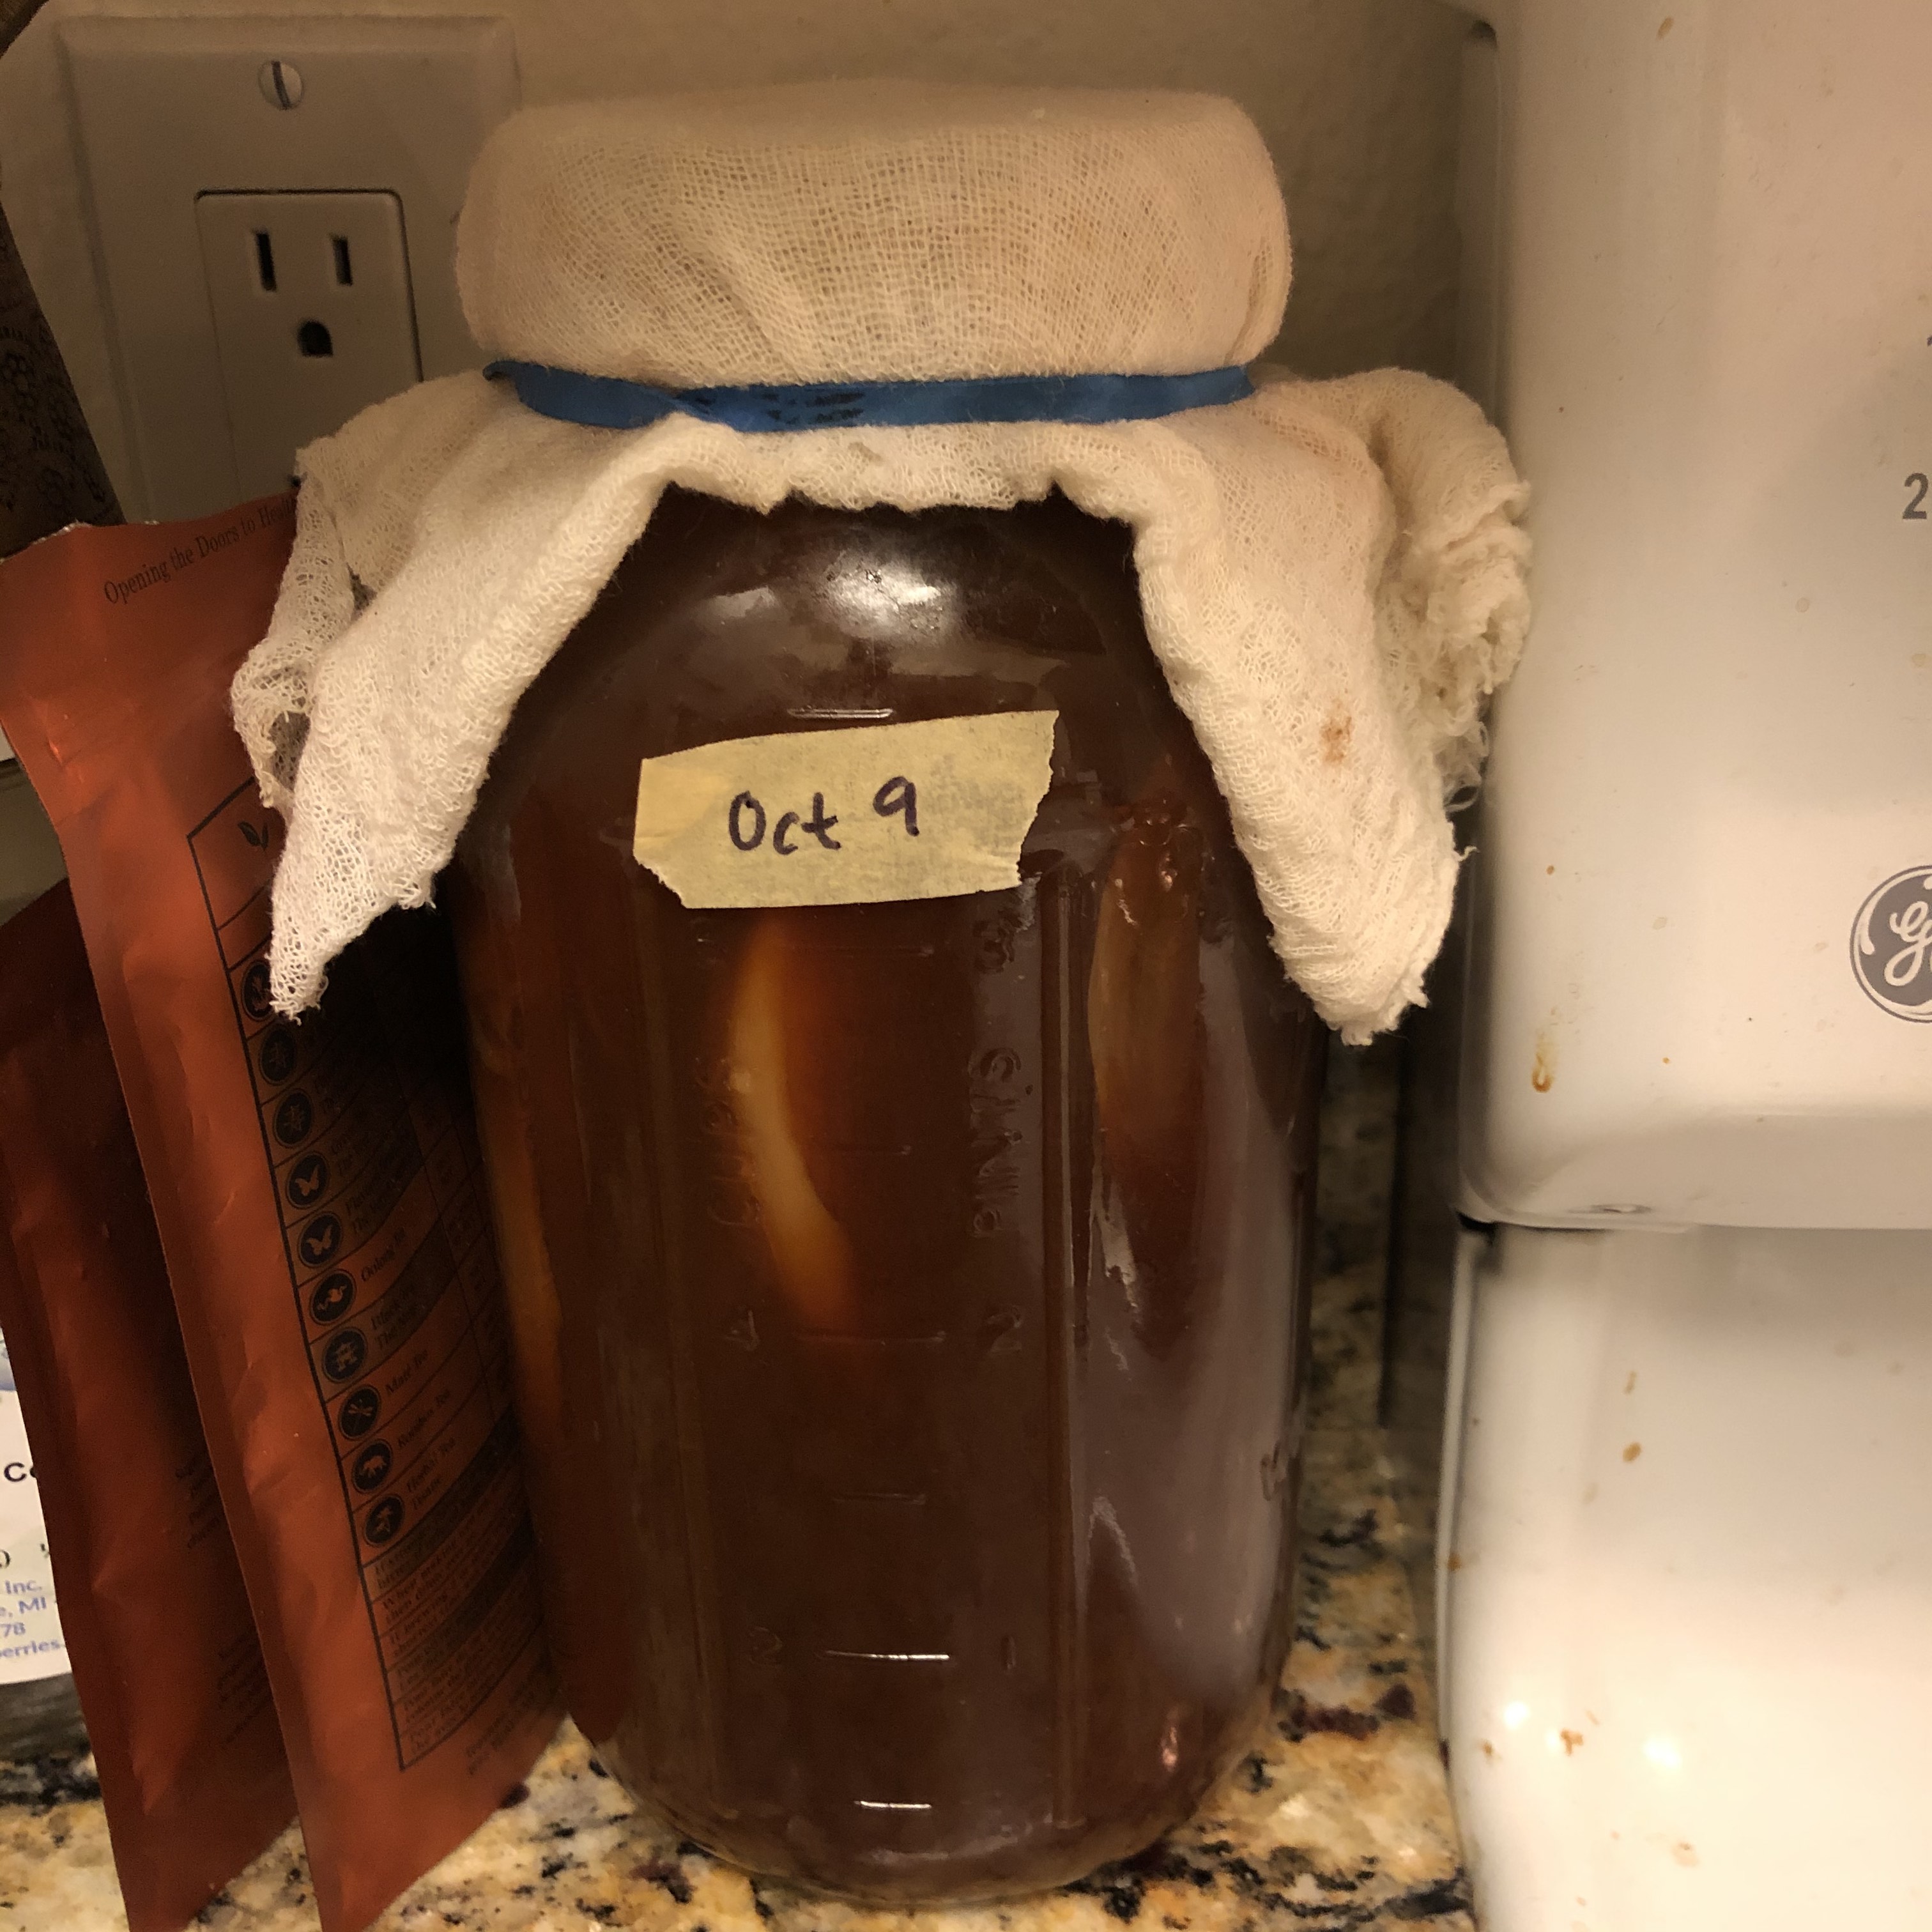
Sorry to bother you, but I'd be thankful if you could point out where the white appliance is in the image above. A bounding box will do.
[1423,1,1932,1928]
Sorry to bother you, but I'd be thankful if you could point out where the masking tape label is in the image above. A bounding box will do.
[633,712,1057,909]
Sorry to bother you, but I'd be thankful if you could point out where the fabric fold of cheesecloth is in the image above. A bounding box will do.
[231,81,1530,1043]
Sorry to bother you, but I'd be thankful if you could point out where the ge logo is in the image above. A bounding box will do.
[1851,866,1932,1022]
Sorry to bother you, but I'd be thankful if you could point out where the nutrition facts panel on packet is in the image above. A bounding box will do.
[190,781,542,1769]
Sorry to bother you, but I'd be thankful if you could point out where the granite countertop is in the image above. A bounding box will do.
[0,1040,1471,1932]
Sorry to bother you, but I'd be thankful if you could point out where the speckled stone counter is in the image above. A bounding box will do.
[0,1041,1471,1932]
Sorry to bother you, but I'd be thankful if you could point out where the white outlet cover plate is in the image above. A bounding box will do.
[197,190,421,499]
[59,15,519,520]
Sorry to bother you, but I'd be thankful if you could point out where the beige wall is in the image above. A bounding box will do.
[1,0,1470,509]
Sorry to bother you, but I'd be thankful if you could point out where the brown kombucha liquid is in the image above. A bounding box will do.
[453,489,1323,1901]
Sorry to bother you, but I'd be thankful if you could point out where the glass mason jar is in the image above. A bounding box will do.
[453,489,1323,1902]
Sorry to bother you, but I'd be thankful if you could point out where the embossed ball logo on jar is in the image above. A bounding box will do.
[1851,866,1932,1021]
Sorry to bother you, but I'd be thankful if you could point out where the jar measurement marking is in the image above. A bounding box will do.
[822,1649,952,1663]
[799,1328,948,1347]
[778,939,939,960]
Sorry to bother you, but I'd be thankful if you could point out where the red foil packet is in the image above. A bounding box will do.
[0,505,558,1932]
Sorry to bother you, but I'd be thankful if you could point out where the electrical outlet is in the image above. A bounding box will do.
[197,192,420,499]
[61,16,518,519]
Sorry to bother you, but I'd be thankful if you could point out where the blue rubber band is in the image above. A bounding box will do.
[483,359,1252,433]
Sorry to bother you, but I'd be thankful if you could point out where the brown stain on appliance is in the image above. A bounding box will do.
[1531,1030,1556,1092]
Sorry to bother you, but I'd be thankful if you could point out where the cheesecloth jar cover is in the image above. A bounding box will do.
[233,80,1530,1039]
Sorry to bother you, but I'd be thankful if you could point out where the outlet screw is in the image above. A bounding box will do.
[258,59,304,109]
